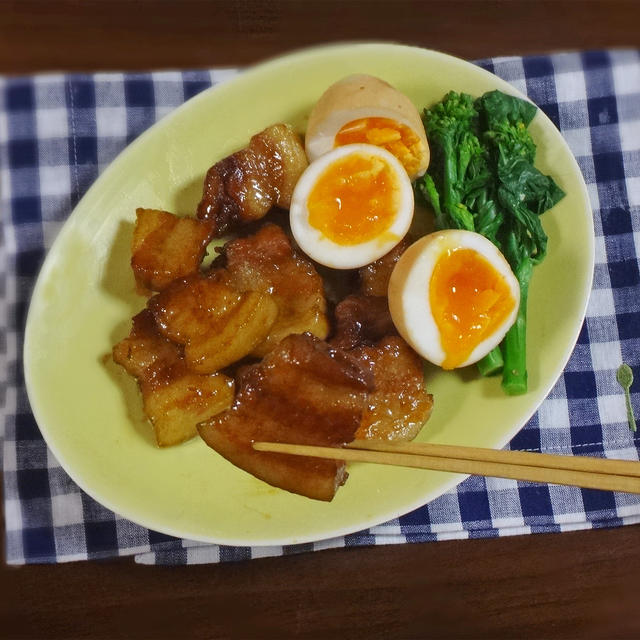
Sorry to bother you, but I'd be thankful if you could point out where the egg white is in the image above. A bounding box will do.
[304,74,430,179]
[290,143,414,270]
[388,230,520,368]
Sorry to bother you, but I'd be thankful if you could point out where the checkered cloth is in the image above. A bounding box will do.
[1,51,639,565]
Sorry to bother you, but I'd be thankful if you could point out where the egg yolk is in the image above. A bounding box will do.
[429,247,516,370]
[334,117,424,176]
[307,153,400,245]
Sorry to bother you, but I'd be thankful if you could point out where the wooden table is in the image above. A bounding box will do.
[2,2,639,638]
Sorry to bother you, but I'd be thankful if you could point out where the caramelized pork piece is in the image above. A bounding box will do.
[198,333,374,501]
[213,224,329,356]
[330,294,397,350]
[112,309,182,381]
[329,239,408,350]
[197,124,308,236]
[142,372,234,448]
[112,309,234,446]
[358,237,411,297]
[131,208,215,292]
[148,274,278,374]
[352,336,433,441]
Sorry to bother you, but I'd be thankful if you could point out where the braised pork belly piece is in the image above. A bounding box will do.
[352,336,433,442]
[131,208,215,293]
[330,294,397,350]
[198,333,374,501]
[112,309,234,447]
[112,309,181,381]
[330,239,410,349]
[197,124,308,236]
[358,236,411,297]
[212,223,329,357]
[148,274,278,374]
[141,370,233,448]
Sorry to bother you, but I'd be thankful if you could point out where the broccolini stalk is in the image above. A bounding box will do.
[421,174,446,229]
[477,346,504,377]
[490,127,564,393]
[500,234,534,394]
[480,92,564,394]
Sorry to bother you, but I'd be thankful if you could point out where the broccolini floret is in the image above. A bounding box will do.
[420,91,486,232]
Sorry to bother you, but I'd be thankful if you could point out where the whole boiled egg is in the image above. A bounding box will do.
[305,74,430,180]
[388,230,520,370]
[290,143,414,269]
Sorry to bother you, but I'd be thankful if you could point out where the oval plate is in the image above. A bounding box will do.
[24,43,594,546]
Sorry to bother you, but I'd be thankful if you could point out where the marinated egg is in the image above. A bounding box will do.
[290,143,414,269]
[388,230,520,369]
[305,74,430,180]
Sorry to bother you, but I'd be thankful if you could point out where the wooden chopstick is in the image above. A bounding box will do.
[252,440,640,494]
[347,439,640,477]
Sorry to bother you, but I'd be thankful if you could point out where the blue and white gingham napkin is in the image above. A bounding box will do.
[1,51,639,565]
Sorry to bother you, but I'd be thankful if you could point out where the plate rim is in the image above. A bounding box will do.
[23,41,595,547]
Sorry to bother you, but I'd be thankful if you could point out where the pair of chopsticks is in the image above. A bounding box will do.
[253,440,640,494]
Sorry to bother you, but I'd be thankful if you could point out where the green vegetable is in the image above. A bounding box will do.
[476,346,504,377]
[477,89,537,130]
[616,364,636,432]
[420,91,488,233]
[419,89,565,394]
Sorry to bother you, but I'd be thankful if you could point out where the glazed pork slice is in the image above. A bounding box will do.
[112,308,181,381]
[112,309,234,447]
[330,294,397,350]
[198,333,374,501]
[148,274,278,374]
[141,372,234,448]
[358,236,411,297]
[213,223,329,357]
[329,239,410,350]
[197,124,308,236]
[351,336,433,442]
[131,208,216,292]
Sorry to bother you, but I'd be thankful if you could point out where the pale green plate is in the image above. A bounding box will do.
[24,43,594,546]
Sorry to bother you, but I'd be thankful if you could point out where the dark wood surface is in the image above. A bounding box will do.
[1,0,640,74]
[2,1,640,638]
[2,525,640,639]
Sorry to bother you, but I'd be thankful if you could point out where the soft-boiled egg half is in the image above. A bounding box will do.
[388,230,520,370]
[290,143,414,269]
[305,74,430,180]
